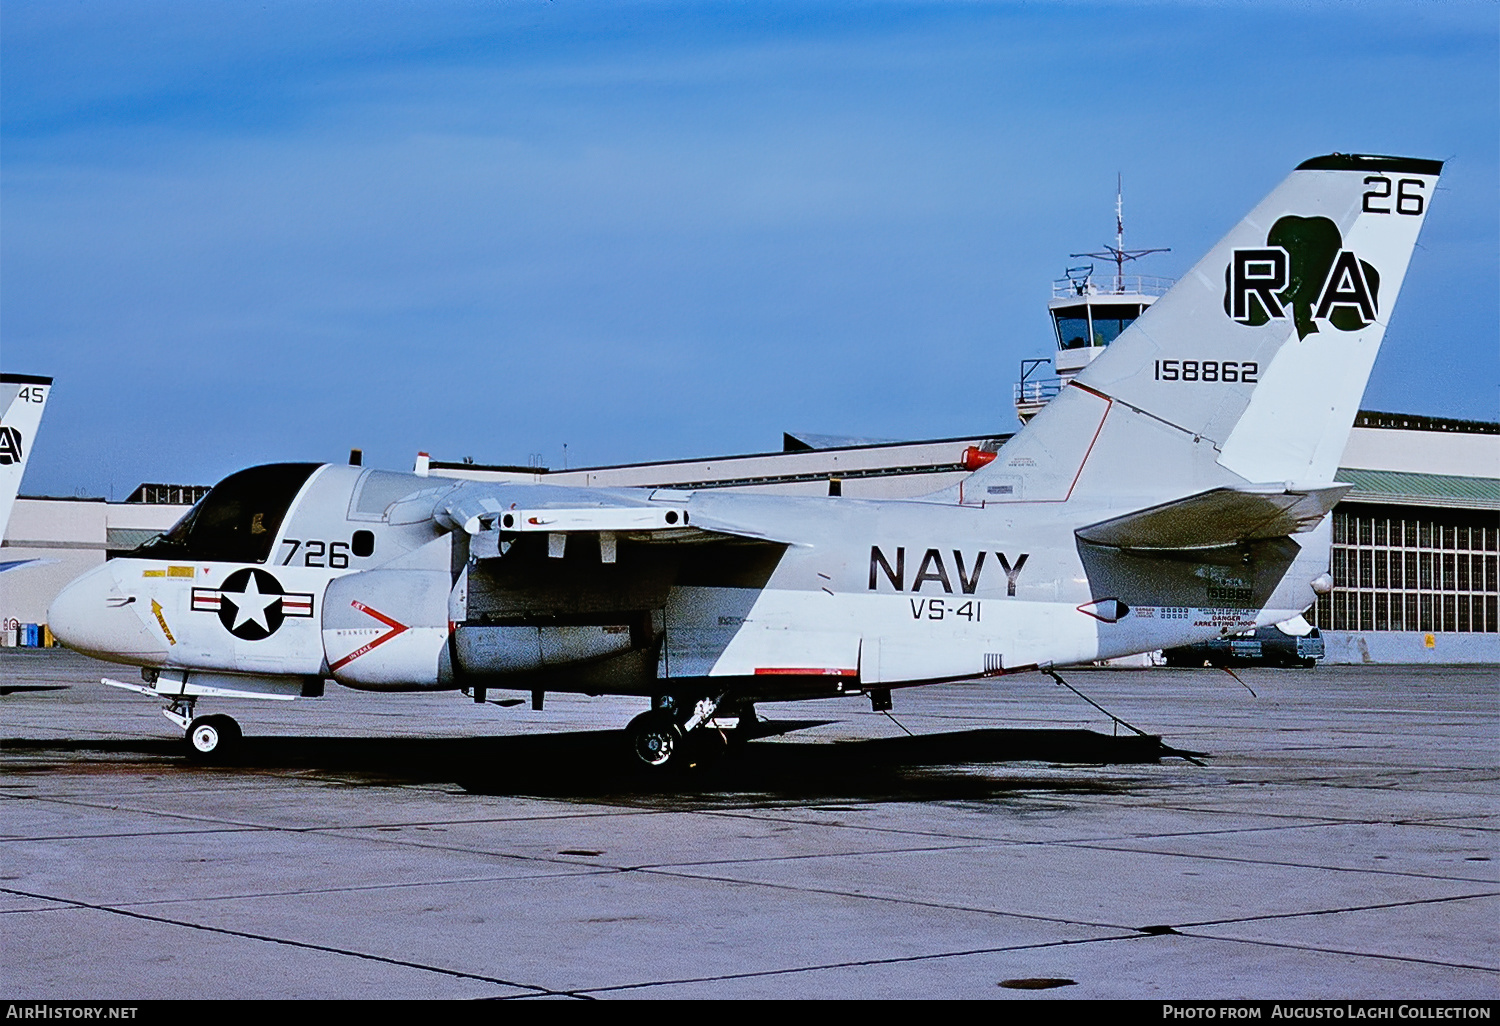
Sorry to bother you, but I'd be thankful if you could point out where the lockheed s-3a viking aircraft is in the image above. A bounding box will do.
[49,154,1441,768]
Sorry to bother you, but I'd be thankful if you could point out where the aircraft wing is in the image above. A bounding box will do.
[430,481,795,558]
[1075,483,1349,551]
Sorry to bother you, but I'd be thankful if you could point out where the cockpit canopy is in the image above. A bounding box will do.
[130,463,321,564]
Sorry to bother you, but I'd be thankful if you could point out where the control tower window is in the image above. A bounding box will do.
[1091,306,1144,346]
[131,463,320,564]
[1055,313,1091,350]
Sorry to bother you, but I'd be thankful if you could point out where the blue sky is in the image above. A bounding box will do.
[4,0,1496,497]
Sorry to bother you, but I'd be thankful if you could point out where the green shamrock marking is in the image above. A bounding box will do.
[1266,215,1342,340]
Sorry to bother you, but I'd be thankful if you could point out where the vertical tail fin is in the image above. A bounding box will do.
[0,374,53,542]
[965,154,1441,506]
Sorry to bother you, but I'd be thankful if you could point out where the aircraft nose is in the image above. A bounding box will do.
[48,563,169,665]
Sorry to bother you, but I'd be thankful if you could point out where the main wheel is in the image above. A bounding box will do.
[186,714,241,762]
[627,710,682,769]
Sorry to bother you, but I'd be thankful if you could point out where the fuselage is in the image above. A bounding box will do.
[49,461,1326,701]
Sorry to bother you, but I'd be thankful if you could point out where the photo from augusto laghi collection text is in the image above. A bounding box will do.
[1162,1005,1494,1020]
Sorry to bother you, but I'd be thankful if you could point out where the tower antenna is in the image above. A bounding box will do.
[1070,173,1170,292]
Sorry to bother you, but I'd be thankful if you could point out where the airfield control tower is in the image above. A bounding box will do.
[1015,179,1173,423]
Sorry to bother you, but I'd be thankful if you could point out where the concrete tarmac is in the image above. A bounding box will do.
[1,650,1495,1000]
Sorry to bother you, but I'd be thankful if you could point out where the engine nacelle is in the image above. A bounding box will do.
[322,568,453,690]
[453,622,643,676]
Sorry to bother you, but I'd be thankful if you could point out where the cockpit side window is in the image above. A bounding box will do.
[130,463,321,564]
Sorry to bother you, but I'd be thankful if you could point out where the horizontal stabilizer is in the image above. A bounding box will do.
[1076,484,1348,551]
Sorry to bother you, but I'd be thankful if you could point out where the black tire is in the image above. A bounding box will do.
[626,710,683,769]
[186,714,241,763]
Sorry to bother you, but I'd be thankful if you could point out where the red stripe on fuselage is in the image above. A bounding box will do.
[753,667,858,676]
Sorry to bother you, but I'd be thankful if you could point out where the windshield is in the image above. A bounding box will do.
[130,463,321,564]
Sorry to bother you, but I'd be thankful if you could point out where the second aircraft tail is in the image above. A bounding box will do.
[0,374,52,544]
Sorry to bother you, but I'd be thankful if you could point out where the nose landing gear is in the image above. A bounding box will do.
[99,678,246,762]
[159,696,244,762]
[186,713,242,762]
[101,669,302,763]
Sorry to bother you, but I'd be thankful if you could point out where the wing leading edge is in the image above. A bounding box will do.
[431,481,798,562]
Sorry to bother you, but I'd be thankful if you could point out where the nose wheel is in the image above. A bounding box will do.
[186,714,242,762]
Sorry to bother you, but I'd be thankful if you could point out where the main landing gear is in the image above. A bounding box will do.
[625,693,746,771]
[627,710,683,768]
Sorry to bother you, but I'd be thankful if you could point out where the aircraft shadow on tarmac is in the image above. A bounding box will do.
[5,726,1205,804]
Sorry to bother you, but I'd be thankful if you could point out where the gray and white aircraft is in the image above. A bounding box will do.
[48,154,1441,767]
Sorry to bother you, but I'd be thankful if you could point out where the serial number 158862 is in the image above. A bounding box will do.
[1154,360,1258,383]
